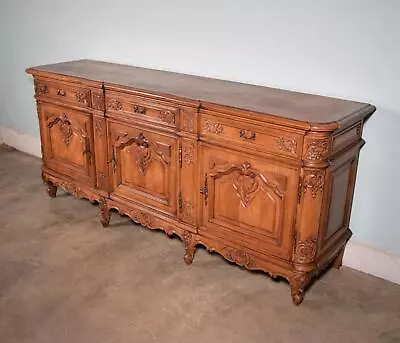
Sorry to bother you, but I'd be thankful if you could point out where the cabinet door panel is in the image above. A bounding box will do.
[108,120,177,215]
[39,102,95,185]
[199,144,298,259]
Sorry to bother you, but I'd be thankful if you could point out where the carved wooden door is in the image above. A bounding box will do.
[108,120,178,215]
[39,103,96,185]
[199,144,299,260]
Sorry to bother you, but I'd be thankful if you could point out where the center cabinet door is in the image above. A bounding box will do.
[199,144,298,260]
[107,119,178,215]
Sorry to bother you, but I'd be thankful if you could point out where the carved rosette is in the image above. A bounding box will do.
[304,139,329,161]
[182,143,194,165]
[221,247,256,269]
[159,110,175,124]
[276,136,297,155]
[108,98,123,111]
[302,169,324,198]
[204,120,224,134]
[92,92,104,111]
[293,236,317,264]
[75,89,90,105]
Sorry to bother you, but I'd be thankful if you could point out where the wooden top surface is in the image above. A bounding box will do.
[27,59,375,126]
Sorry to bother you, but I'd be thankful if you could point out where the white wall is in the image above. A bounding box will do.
[1,1,399,263]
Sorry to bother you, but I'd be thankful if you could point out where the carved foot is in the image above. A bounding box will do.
[182,231,196,265]
[333,246,345,270]
[46,182,57,198]
[99,198,111,228]
[289,273,309,306]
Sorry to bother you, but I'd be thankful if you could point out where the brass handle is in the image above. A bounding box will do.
[239,129,256,140]
[200,173,208,205]
[57,88,66,96]
[133,105,146,114]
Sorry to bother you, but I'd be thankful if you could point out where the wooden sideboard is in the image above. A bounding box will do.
[26,60,375,305]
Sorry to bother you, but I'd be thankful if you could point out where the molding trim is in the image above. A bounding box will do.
[0,126,399,285]
[0,126,41,158]
[344,241,400,284]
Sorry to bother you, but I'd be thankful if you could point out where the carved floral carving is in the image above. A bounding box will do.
[133,105,146,114]
[113,132,170,176]
[183,114,194,132]
[75,89,90,105]
[204,120,224,134]
[276,136,297,155]
[159,110,175,124]
[108,98,123,111]
[181,199,194,223]
[293,236,317,264]
[302,169,324,198]
[182,143,194,165]
[233,162,260,208]
[94,120,103,138]
[304,139,329,161]
[92,93,104,111]
[221,247,256,269]
[128,208,154,227]
[35,83,48,96]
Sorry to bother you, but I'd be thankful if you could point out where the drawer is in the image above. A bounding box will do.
[200,112,303,158]
[34,79,92,109]
[105,90,179,127]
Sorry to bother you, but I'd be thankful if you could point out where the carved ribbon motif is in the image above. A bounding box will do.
[113,132,170,176]
[233,162,260,208]
[230,161,284,208]
[47,113,74,146]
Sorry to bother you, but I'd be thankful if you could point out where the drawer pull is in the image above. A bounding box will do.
[239,129,256,140]
[56,88,66,96]
[133,105,146,114]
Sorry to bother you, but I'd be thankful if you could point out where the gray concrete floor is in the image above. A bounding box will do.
[0,145,399,343]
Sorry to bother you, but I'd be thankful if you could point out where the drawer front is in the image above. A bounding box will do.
[105,91,179,127]
[198,143,299,260]
[200,112,303,159]
[35,79,92,109]
[107,119,178,215]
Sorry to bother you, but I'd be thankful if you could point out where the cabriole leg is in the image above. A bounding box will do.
[289,273,309,306]
[99,198,111,228]
[183,231,196,265]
